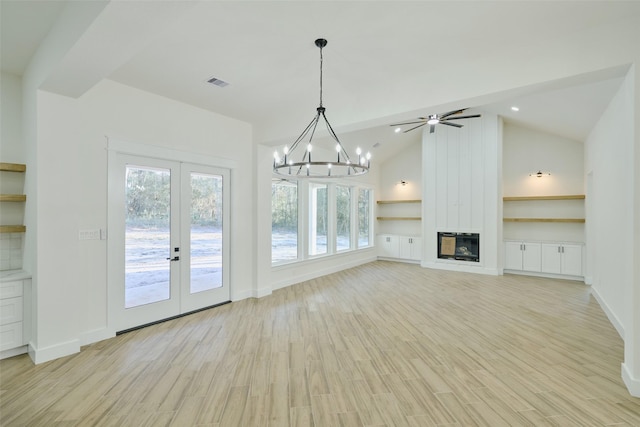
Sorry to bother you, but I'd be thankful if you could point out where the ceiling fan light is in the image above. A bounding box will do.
[427,117,439,125]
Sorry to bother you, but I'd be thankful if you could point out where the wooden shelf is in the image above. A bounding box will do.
[503,195,585,201]
[377,200,421,204]
[0,225,26,233]
[0,194,26,202]
[377,217,421,221]
[0,163,26,173]
[503,218,585,223]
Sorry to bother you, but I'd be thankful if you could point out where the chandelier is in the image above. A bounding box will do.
[273,38,370,178]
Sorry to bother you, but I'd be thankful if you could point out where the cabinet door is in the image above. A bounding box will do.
[561,244,583,276]
[377,235,398,258]
[521,242,542,272]
[399,237,422,261]
[411,237,422,261]
[504,242,524,270]
[541,244,562,274]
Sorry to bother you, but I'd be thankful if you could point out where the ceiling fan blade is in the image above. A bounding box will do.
[440,121,463,128]
[429,124,436,133]
[389,120,427,127]
[439,108,467,119]
[443,114,482,121]
[404,122,428,133]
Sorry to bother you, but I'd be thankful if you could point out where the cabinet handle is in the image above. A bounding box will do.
[558,246,561,253]
[522,244,526,251]
[562,246,565,253]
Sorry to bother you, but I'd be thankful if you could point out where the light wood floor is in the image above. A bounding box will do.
[1,261,639,426]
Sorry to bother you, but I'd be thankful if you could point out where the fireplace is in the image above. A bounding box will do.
[437,232,480,262]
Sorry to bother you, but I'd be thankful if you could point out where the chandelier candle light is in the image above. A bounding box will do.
[273,38,371,178]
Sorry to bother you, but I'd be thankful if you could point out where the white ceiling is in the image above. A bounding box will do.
[1,0,633,162]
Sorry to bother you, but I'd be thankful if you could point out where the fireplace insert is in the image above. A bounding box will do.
[437,232,480,262]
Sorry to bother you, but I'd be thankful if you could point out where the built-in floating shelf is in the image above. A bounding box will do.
[503,218,585,223]
[377,199,421,204]
[377,217,421,221]
[0,194,26,202]
[0,163,26,173]
[0,225,26,233]
[503,195,585,201]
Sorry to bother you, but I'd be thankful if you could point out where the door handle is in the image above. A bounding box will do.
[166,256,180,261]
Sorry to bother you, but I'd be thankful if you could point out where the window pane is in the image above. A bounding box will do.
[272,180,298,263]
[309,183,328,255]
[125,166,171,308]
[336,186,351,251]
[190,173,223,293]
[358,188,371,247]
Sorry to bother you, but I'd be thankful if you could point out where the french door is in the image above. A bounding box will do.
[109,154,230,332]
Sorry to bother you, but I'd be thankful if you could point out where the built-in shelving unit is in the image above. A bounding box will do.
[502,194,585,223]
[0,163,27,234]
[376,200,421,221]
[503,218,585,223]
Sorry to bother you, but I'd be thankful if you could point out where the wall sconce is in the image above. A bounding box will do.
[399,179,408,186]
[529,170,551,178]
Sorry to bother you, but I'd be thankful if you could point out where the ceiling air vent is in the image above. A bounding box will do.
[207,77,229,87]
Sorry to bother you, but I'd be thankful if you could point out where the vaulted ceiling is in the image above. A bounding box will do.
[1,1,635,161]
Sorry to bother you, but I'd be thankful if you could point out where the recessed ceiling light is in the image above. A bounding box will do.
[394,127,401,133]
[511,106,520,112]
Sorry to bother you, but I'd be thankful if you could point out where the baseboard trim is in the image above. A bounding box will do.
[29,339,80,364]
[590,286,625,339]
[272,256,377,291]
[503,269,584,282]
[79,328,115,347]
[0,345,28,360]
[622,363,640,397]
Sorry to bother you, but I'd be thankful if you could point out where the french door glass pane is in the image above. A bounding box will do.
[358,188,371,247]
[336,186,351,251]
[190,173,223,293]
[309,183,327,255]
[125,166,171,308]
[272,180,298,263]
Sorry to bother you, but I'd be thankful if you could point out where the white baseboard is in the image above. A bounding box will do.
[0,345,28,360]
[622,363,640,397]
[29,338,80,364]
[584,275,593,285]
[590,286,625,339]
[272,256,376,291]
[503,269,584,282]
[80,328,115,347]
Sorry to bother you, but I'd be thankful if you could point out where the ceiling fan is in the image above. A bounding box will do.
[391,108,481,134]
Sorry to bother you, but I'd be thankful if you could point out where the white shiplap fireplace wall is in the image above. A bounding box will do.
[422,112,502,275]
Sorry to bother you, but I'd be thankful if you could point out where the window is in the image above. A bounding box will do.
[272,180,298,263]
[271,180,373,264]
[358,188,372,247]
[336,185,352,251]
[309,183,328,256]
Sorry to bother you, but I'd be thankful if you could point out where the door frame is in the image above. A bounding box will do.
[107,138,236,333]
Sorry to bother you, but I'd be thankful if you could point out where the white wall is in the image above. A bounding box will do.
[0,72,26,271]
[377,139,422,236]
[422,113,502,275]
[30,80,253,362]
[585,67,640,396]
[1,72,23,162]
[502,123,585,242]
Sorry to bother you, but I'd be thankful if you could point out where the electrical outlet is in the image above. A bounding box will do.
[79,229,101,240]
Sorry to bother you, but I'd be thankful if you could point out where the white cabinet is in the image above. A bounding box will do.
[504,241,541,272]
[505,240,583,279]
[0,273,30,358]
[399,236,422,261]
[377,234,399,258]
[377,234,421,262]
[541,243,583,276]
